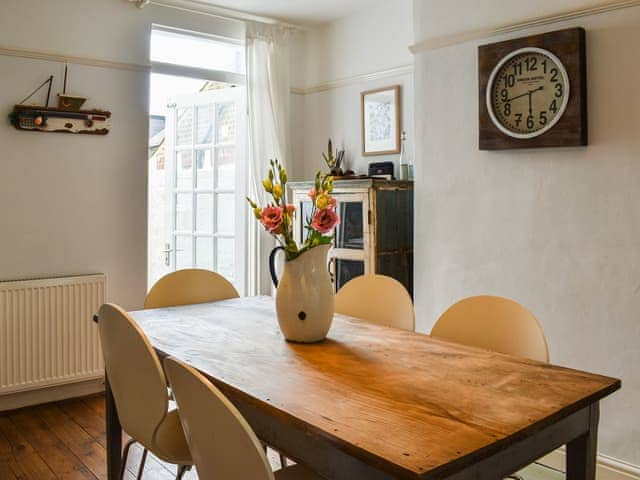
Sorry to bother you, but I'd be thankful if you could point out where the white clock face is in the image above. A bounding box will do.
[486,47,570,139]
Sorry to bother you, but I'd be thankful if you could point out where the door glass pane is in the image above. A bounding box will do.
[335,259,364,291]
[175,193,193,231]
[216,238,235,281]
[176,107,193,146]
[175,235,193,269]
[196,193,213,232]
[216,102,236,143]
[335,202,364,249]
[216,194,235,233]
[216,147,235,189]
[196,149,213,189]
[196,105,213,144]
[176,150,193,189]
[196,237,214,269]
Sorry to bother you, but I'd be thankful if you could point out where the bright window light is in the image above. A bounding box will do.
[151,28,245,74]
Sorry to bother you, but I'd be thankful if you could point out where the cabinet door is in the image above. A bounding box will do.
[331,191,370,291]
[291,189,370,292]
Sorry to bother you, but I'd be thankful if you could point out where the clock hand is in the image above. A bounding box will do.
[504,85,545,103]
[528,86,544,114]
[505,91,530,103]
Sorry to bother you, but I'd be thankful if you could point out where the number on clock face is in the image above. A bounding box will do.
[487,47,570,139]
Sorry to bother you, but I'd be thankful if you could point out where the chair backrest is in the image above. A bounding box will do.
[164,357,274,480]
[144,269,239,309]
[335,274,415,331]
[430,295,549,362]
[97,303,169,446]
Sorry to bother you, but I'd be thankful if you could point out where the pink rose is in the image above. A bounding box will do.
[261,206,284,233]
[284,204,296,215]
[308,189,316,200]
[311,207,340,234]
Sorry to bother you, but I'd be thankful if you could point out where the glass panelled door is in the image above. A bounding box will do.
[164,87,245,289]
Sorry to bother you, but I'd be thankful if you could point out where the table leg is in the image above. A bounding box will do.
[567,403,599,480]
[105,374,123,480]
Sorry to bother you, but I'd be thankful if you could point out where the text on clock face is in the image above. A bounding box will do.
[489,49,569,137]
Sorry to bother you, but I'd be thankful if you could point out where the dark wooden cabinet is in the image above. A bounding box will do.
[289,179,413,296]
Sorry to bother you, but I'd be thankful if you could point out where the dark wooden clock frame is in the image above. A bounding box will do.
[478,27,587,150]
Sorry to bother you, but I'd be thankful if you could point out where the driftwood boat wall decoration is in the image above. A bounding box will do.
[10,105,111,135]
[8,65,111,135]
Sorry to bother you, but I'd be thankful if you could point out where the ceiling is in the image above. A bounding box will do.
[195,0,375,25]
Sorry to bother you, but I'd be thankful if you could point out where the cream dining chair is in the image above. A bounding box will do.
[430,295,549,363]
[334,274,415,331]
[97,303,192,479]
[164,356,324,480]
[431,295,548,480]
[145,268,287,467]
[144,268,239,309]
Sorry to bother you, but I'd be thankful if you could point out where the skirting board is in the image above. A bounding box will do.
[539,449,640,480]
[0,377,105,412]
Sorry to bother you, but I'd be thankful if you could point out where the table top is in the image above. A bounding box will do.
[131,296,620,480]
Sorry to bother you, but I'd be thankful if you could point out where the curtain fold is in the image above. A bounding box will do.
[245,21,292,295]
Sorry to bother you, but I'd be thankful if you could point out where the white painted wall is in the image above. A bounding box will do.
[303,0,413,86]
[291,0,414,179]
[0,0,242,310]
[413,0,640,466]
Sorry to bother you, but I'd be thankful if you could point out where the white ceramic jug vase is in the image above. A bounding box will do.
[269,244,334,343]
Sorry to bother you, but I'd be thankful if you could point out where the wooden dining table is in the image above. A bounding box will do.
[103,296,620,480]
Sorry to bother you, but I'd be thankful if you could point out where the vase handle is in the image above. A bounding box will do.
[269,246,285,288]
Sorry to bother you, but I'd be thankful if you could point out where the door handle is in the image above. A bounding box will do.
[162,243,183,267]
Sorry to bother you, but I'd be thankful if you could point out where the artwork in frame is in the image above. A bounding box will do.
[361,85,401,156]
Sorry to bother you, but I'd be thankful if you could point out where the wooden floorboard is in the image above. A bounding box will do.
[0,393,560,479]
[0,394,238,479]
[57,398,107,450]
[8,409,96,479]
[0,415,57,479]
[35,404,107,479]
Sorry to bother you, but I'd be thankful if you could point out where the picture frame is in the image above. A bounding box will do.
[361,85,401,156]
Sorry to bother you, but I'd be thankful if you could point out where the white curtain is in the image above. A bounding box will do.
[245,22,291,295]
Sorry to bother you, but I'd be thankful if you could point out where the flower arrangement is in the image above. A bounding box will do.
[247,159,340,261]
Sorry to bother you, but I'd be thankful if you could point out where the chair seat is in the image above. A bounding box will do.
[275,464,325,480]
[151,409,192,464]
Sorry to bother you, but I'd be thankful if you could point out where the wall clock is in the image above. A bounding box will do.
[478,28,587,150]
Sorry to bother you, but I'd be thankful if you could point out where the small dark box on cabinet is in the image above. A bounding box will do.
[368,161,394,179]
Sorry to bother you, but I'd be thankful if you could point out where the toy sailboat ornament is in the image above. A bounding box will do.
[9,65,111,135]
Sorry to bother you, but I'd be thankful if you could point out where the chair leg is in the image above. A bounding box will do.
[120,439,136,480]
[176,465,190,479]
[137,448,148,480]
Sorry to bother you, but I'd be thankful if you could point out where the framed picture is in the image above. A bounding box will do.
[361,85,401,156]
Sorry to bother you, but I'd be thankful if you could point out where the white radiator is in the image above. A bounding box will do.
[0,274,105,395]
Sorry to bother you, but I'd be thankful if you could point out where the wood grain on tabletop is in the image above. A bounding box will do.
[131,296,620,479]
